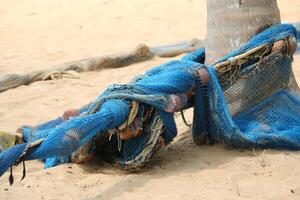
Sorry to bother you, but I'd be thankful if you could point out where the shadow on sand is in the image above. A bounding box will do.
[78,131,253,200]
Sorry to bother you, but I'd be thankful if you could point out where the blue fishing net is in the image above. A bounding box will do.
[199,24,300,149]
[0,23,299,180]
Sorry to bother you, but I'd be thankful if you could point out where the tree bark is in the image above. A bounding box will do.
[205,0,281,64]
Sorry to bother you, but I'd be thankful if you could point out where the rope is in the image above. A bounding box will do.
[8,138,44,185]
[117,101,139,130]
[0,39,203,93]
[180,110,192,127]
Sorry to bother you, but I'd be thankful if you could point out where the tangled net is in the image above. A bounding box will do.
[0,24,299,185]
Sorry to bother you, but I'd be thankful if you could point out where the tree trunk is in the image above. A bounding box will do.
[205,0,281,64]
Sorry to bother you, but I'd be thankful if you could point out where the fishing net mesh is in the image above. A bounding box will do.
[1,24,300,178]
[204,33,300,149]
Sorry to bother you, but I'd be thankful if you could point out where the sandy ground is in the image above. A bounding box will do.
[0,0,300,199]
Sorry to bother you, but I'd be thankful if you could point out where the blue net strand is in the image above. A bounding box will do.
[20,102,94,142]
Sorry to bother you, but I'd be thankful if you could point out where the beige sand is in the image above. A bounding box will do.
[0,0,300,199]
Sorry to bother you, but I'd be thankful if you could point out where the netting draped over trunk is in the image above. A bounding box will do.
[0,24,299,181]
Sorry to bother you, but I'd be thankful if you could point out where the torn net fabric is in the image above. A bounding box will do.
[0,24,300,179]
